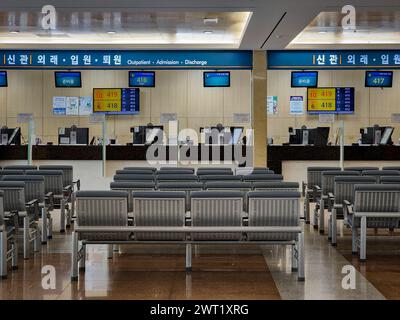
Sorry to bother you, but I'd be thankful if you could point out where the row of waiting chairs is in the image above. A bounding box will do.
[303,166,400,261]
[121,166,274,176]
[71,189,304,281]
[0,165,78,275]
[110,181,299,212]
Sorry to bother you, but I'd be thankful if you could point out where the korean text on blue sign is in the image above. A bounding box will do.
[0,50,252,69]
[268,50,400,69]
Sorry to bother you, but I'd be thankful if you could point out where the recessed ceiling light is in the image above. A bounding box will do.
[203,18,218,25]
[10,30,20,34]
[319,31,327,34]
[107,31,116,34]
[203,30,213,34]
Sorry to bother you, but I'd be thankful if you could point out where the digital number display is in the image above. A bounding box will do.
[129,71,155,87]
[307,87,354,114]
[291,71,318,87]
[0,71,7,87]
[55,72,81,88]
[365,71,393,87]
[93,88,140,115]
[203,72,230,87]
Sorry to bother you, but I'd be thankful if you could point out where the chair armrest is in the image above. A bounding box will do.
[45,192,54,210]
[26,199,40,220]
[343,200,353,221]
[4,211,19,232]
[63,185,73,199]
[73,179,81,191]
[26,199,38,207]
[302,181,307,197]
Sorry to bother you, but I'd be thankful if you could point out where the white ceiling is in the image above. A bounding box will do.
[0,0,399,49]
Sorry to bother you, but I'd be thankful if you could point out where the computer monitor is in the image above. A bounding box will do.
[289,128,302,145]
[312,127,330,146]
[229,127,244,145]
[380,127,394,145]
[58,127,89,145]
[0,127,21,145]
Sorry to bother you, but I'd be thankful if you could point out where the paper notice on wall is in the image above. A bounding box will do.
[267,96,278,115]
[318,113,335,124]
[79,96,93,115]
[66,97,79,115]
[290,96,304,115]
[233,113,250,123]
[53,96,67,115]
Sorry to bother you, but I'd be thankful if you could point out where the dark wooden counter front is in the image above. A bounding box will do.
[0,144,248,163]
[267,145,400,174]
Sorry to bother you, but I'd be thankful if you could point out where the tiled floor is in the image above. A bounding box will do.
[2,205,400,300]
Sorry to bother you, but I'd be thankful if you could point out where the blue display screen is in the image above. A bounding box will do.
[365,71,393,87]
[291,71,318,87]
[55,72,82,88]
[0,71,7,87]
[120,88,140,114]
[129,71,155,87]
[203,72,230,87]
[335,87,355,114]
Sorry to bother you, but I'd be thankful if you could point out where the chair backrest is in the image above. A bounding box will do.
[157,182,203,211]
[382,167,400,172]
[133,191,186,240]
[2,175,45,203]
[115,169,155,176]
[0,181,26,212]
[190,191,243,240]
[0,190,3,226]
[353,184,400,228]
[156,169,195,175]
[362,170,400,183]
[75,191,129,241]
[196,170,233,176]
[333,176,376,205]
[110,181,156,212]
[381,176,400,184]
[205,181,251,211]
[3,165,37,172]
[0,170,24,178]
[159,167,195,173]
[247,191,300,241]
[196,167,233,174]
[307,167,341,188]
[344,167,379,172]
[113,174,155,182]
[156,174,198,182]
[321,170,359,196]
[242,174,283,182]
[199,175,242,182]
[235,167,272,176]
[123,167,156,172]
[253,182,299,191]
[38,165,73,187]
[26,170,63,195]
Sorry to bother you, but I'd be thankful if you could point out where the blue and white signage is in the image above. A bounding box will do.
[0,50,252,69]
[268,50,400,69]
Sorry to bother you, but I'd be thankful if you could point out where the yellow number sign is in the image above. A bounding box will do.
[307,88,336,112]
[93,89,122,112]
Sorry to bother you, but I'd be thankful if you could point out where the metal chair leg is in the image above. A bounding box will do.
[41,208,47,244]
[0,231,7,279]
[186,244,192,272]
[297,232,305,281]
[291,243,298,272]
[71,231,78,281]
[23,216,30,260]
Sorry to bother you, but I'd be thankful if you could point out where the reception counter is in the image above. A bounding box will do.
[0,144,249,162]
[267,145,400,174]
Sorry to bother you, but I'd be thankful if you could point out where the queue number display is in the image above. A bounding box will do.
[307,88,336,112]
[93,88,140,115]
[307,87,355,114]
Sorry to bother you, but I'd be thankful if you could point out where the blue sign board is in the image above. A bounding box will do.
[55,71,82,87]
[291,71,318,87]
[268,50,400,69]
[365,71,393,87]
[0,50,252,69]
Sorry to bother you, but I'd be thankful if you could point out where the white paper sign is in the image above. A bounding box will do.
[53,96,67,115]
[233,113,250,123]
[267,96,278,115]
[289,96,304,115]
[66,97,79,115]
[318,114,335,124]
[79,96,93,115]
[391,113,400,123]
[160,113,177,123]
